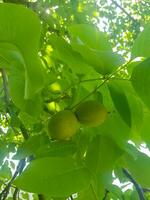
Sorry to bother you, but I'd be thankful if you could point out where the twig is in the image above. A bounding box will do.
[143,188,150,193]
[70,195,73,200]
[0,180,16,189]
[38,194,46,200]
[102,189,109,200]
[70,59,132,110]
[0,159,26,200]
[122,168,145,200]
[13,188,19,200]
[70,78,107,110]
[80,77,103,83]
[19,120,29,140]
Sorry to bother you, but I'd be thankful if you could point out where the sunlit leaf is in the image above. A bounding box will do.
[49,34,98,75]
[86,135,123,174]
[123,149,150,188]
[108,81,132,127]
[8,61,43,116]
[13,134,49,160]
[131,58,150,109]
[14,157,92,197]
[68,24,124,74]
[0,3,44,98]
[132,24,150,58]
[69,24,112,51]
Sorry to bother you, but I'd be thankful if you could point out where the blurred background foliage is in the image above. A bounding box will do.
[3,0,150,58]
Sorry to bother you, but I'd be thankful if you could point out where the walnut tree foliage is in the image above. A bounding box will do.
[0,0,150,200]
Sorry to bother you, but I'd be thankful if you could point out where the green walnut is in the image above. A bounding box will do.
[48,110,79,140]
[75,100,107,127]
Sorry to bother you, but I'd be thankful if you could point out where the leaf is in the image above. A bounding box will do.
[35,141,77,158]
[138,110,150,145]
[85,135,123,174]
[0,3,44,98]
[76,185,95,200]
[127,93,143,133]
[131,58,150,110]
[71,45,124,75]
[0,141,9,165]
[123,190,139,200]
[99,112,130,149]
[49,34,98,75]
[68,24,112,52]
[112,80,144,133]
[108,81,132,127]
[0,43,25,69]
[8,61,43,116]
[14,157,92,197]
[0,161,12,179]
[100,171,121,197]
[123,150,150,188]
[132,24,150,58]
[68,24,125,74]
[13,134,49,160]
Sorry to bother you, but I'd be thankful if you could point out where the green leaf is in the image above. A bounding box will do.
[123,150,150,188]
[126,93,143,133]
[0,3,44,98]
[108,81,132,127]
[0,142,9,165]
[112,80,144,133]
[100,171,120,196]
[14,157,92,197]
[122,189,139,200]
[0,161,12,179]
[99,112,130,149]
[68,24,124,74]
[0,43,25,69]
[131,58,150,110]
[76,185,95,200]
[35,141,77,158]
[68,24,112,52]
[86,135,123,174]
[13,134,49,160]
[8,61,43,116]
[132,24,150,58]
[140,111,150,143]
[49,34,98,75]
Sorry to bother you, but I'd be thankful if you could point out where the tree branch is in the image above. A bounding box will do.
[122,168,145,200]
[13,187,19,200]
[102,189,109,200]
[142,188,150,193]
[0,159,25,200]
[38,194,46,200]
[70,195,73,200]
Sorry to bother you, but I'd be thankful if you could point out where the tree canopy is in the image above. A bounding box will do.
[0,0,150,200]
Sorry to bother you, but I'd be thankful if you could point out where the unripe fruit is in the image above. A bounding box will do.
[75,100,107,127]
[48,110,79,140]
